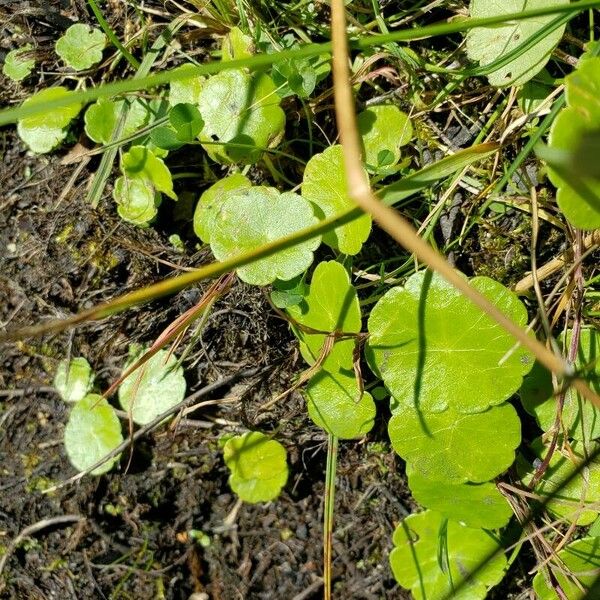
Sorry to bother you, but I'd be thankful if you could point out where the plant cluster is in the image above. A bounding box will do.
[3,1,600,598]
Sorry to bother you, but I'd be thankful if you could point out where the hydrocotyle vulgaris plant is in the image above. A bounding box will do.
[5,1,600,597]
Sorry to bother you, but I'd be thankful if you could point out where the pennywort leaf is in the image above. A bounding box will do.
[113,176,161,226]
[389,402,522,484]
[54,357,94,403]
[210,186,320,285]
[198,69,285,164]
[390,510,507,600]
[64,394,123,475]
[223,431,288,503]
[3,45,35,82]
[118,348,186,425]
[466,0,568,87]
[366,271,533,413]
[17,87,82,153]
[84,97,150,144]
[168,64,204,107]
[121,145,176,200]
[55,23,106,71]
[302,145,372,255]
[287,261,361,373]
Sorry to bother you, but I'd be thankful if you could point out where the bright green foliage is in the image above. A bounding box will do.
[168,64,203,106]
[64,394,123,475]
[84,97,150,144]
[357,105,412,172]
[521,329,600,442]
[547,59,600,229]
[287,261,361,373]
[272,54,330,98]
[169,103,203,140]
[197,69,285,164]
[210,186,320,285]
[54,357,94,403]
[533,537,600,600]
[466,0,568,87]
[3,45,35,82]
[302,145,372,254]
[193,173,252,243]
[118,348,187,425]
[223,431,288,503]
[17,87,82,153]
[407,467,512,529]
[55,23,106,71]
[366,271,533,413]
[113,176,161,225]
[121,146,176,200]
[389,403,521,483]
[305,370,375,439]
[520,439,600,526]
[389,510,507,600]
[270,275,308,309]
[221,27,254,61]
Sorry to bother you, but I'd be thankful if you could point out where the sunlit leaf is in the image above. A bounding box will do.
[302,145,371,254]
[533,537,600,600]
[390,510,507,600]
[168,64,204,107]
[305,370,375,439]
[287,261,361,373]
[113,176,161,226]
[64,394,123,475]
[118,347,186,425]
[121,145,176,200]
[389,402,522,483]
[84,97,150,144]
[54,357,95,403]
[407,466,513,530]
[520,329,600,442]
[17,87,82,153]
[198,69,285,164]
[366,271,533,413]
[223,431,288,503]
[519,438,600,526]
[55,23,106,71]
[466,0,568,87]
[193,173,252,243]
[3,45,35,82]
[210,186,320,285]
[358,105,412,173]
[169,102,204,141]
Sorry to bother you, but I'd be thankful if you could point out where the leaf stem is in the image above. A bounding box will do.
[323,433,338,600]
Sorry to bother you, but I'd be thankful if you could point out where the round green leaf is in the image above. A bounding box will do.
[390,510,507,600]
[54,357,94,403]
[302,145,372,255]
[407,466,513,530]
[466,0,568,87]
[169,64,204,107]
[3,45,35,82]
[565,57,600,122]
[366,271,533,413]
[118,348,186,425]
[210,186,320,286]
[533,537,600,600]
[64,394,123,475]
[287,261,361,372]
[389,402,521,483]
[520,329,600,442]
[113,176,161,226]
[84,98,150,144]
[55,23,106,71]
[193,173,252,243]
[169,103,204,141]
[221,27,254,61]
[121,146,176,200]
[519,438,600,526]
[198,69,285,164]
[358,105,412,172]
[223,431,288,503]
[17,86,82,153]
[547,107,600,230]
[305,370,375,439]
[270,275,308,309]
